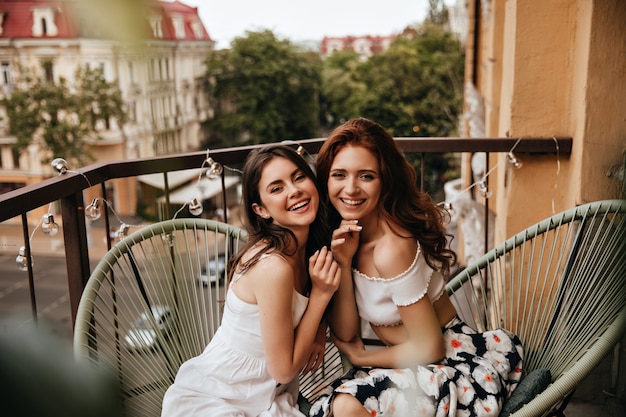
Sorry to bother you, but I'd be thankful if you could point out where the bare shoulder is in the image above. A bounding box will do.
[372,233,418,279]
[233,249,294,304]
[245,251,295,287]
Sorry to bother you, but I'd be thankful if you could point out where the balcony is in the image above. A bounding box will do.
[0,137,572,335]
[4,135,619,416]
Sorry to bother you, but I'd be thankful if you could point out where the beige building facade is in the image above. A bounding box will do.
[0,0,213,219]
[461,0,625,243]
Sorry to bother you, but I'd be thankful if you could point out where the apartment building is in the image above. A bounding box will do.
[320,34,398,61]
[0,0,214,217]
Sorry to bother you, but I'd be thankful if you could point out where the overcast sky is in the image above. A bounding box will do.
[176,0,441,49]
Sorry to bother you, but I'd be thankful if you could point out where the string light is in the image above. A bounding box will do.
[15,246,30,271]
[11,140,563,272]
[507,151,523,169]
[114,223,130,240]
[161,232,176,247]
[41,213,60,236]
[51,158,69,174]
[477,180,492,199]
[85,198,103,220]
[437,201,455,226]
[205,157,224,180]
[188,197,204,216]
[437,138,527,208]
[282,140,310,159]
[174,149,232,219]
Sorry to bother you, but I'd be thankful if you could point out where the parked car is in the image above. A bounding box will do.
[124,305,175,352]
[200,255,226,286]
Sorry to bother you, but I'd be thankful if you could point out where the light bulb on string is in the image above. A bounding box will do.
[161,232,176,247]
[51,158,68,174]
[85,198,102,221]
[507,152,523,169]
[205,157,223,180]
[189,197,204,216]
[477,180,492,199]
[437,201,455,226]
[41,213,60,236]
[115,223,130,241]
[16,246,30,271]
[296,145,305,156]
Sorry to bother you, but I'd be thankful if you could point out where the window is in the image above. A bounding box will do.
[42,60,54,82]
[171,15,185,39]
[1,62,12,86]
[127,101,136,122]
[153,131,180,156]
[149,15,163,38]
[190,21,203,39]
[32,7,58,37]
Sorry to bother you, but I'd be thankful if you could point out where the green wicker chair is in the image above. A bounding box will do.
[73,218,344,417]
[75,200,625,417]
[447,199,626,416]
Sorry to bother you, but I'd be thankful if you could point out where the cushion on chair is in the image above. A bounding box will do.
[500,368,551,417]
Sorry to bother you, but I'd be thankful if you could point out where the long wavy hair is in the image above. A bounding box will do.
[316,118,456,277]
[228,144,331,282]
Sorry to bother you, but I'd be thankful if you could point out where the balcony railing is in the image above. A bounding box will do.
[0,136,571,335]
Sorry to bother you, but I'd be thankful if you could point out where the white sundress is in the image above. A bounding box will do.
[161,254,309,416]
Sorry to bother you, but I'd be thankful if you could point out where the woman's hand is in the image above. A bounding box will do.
[308,246,341,296]
[332,334,366,366]
[330,220,361,268]
[301,321,327,374]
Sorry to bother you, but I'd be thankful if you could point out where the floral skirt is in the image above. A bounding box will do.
[309,317,523,417]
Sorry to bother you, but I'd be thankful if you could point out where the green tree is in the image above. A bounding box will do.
[317,7,464,194]
[1,63,126,166]
[319,50,365,129]
[203,30,321,147]
[354,23,464,138]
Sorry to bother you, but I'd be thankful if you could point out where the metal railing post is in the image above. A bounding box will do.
[61,190,91,326]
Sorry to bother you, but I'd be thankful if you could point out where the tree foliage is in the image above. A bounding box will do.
[1,64,126,166]
[321,23,464,138]
[200,2,463,194]
[318,6,465,194]
[319,50,365,128]
[203,30,321,148]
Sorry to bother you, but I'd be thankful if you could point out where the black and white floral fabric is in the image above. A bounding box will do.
[310,317,523,417]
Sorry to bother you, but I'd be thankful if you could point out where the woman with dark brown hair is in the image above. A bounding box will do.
[311,118,523,417]
[162,144,340,416]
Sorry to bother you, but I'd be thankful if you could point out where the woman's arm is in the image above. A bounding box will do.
[335,235,445,368]
[327,220,362,342]
[333,296,445,368]
[256,249,339,384]
[301,318,327,374]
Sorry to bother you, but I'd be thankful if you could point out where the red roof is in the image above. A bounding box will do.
[0,0,212,41]
[150,0,211,41]
[0,1,80,38]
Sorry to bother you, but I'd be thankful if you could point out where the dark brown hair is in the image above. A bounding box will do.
[229,144,331,280]
[316,118,456,277]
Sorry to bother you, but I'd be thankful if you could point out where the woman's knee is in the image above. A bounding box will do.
[331,393,367,417]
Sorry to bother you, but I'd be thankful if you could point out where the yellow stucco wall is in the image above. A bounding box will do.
[467,0,626,244]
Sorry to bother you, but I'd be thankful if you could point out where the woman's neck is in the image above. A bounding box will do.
[358,213,385,244]
[286,227,308,260]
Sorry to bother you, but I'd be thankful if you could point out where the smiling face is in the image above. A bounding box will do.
[327,145,381,222]
[252,156,319,231]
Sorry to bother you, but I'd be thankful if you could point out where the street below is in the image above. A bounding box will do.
[0,254,74,341]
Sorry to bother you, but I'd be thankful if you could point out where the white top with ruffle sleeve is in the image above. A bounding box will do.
[353,243,445,326]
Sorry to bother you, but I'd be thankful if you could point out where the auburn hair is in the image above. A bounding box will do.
[316,118,456,277]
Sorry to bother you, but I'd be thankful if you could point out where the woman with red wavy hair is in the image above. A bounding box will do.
[311,118,523,417]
